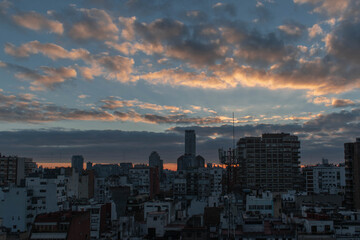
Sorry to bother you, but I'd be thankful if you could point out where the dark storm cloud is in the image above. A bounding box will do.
[134,18,187,44]
[119,17,226,66]
[304,108,360,130]
[326,20,360,65]
[1,106,360,164]
[0,129,185,163]
[221,23,295,64]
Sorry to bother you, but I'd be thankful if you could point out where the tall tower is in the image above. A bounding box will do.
[185,130,196,157]
[71,155,84,173]
[149,151,163,179]
[345,138,360,209]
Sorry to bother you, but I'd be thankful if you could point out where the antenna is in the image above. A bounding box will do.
[232,112,235,149]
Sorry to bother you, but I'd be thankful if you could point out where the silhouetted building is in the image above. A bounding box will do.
[71,155,84,173]
[345,138,360,209]
[149,151,164,180]
[185,130,196,157]
[120,162,133,175]
[236,133,301,192]
[177,130,205,171]
[86,161,92,171]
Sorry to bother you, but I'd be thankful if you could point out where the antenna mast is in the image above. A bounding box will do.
[232,112,235,149]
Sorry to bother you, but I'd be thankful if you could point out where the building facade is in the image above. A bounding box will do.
[236,133,301,192]
[0,156,34,187]
[345,138,360,209]
[303,159,345,194]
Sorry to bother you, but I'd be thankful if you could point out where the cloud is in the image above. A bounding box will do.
[4,41,134,83]
[12,11,64,34]
[17,66,77,91]
[212,2,237,17]
[222,25,294,64]
[4,41,91,60]
[101,97,181,112]
[311,96,331,105]
[254,2,272,23]
[1,106,360,164]
[331,98,356,108]
[68,7,119,41]
[308,23,323,38]
[0,62,77,90]
[0,91,113,122]
[325,20,360,64]
[278,21,306,38]
[293,0,351,17]
[116,17,225,66]
[138,68,231,89]
[78,94,89,99]
[0,91,228,125]
[0,129,185,164]
[96,55,134,82]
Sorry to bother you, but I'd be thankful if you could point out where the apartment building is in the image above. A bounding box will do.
[237,133,302,192]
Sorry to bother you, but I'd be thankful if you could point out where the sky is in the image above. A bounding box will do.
[0,0,360,166]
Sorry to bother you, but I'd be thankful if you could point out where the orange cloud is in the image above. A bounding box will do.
[12,11,63,34]
[5,41,91,60]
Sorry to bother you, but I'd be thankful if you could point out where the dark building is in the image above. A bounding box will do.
[177,130,205,171]
[0,155,34,187]
[236,133,301,192]
[149,151,164,180]
[71,155,84,173]
[29,211,90,240]
[345,138,360,209]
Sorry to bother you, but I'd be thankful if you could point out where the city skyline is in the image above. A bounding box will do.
[0,0,360,165]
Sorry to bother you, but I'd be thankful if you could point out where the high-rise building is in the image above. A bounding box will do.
[177,130,205,171]
[345,138,360,209]
[185,130,196,157]
[0,155,33,187]
[236,133,301,192]
[149,151,164,179]
[71,155,84,173]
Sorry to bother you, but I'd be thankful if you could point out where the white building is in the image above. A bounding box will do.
[304,159,345,194]
[144,200,178,224]
[146,212,168,238]
[0,187,29,232]
[303,219,334,234]
[246,191,274,216]
[26,176,65,211]
[207,165,224,197]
